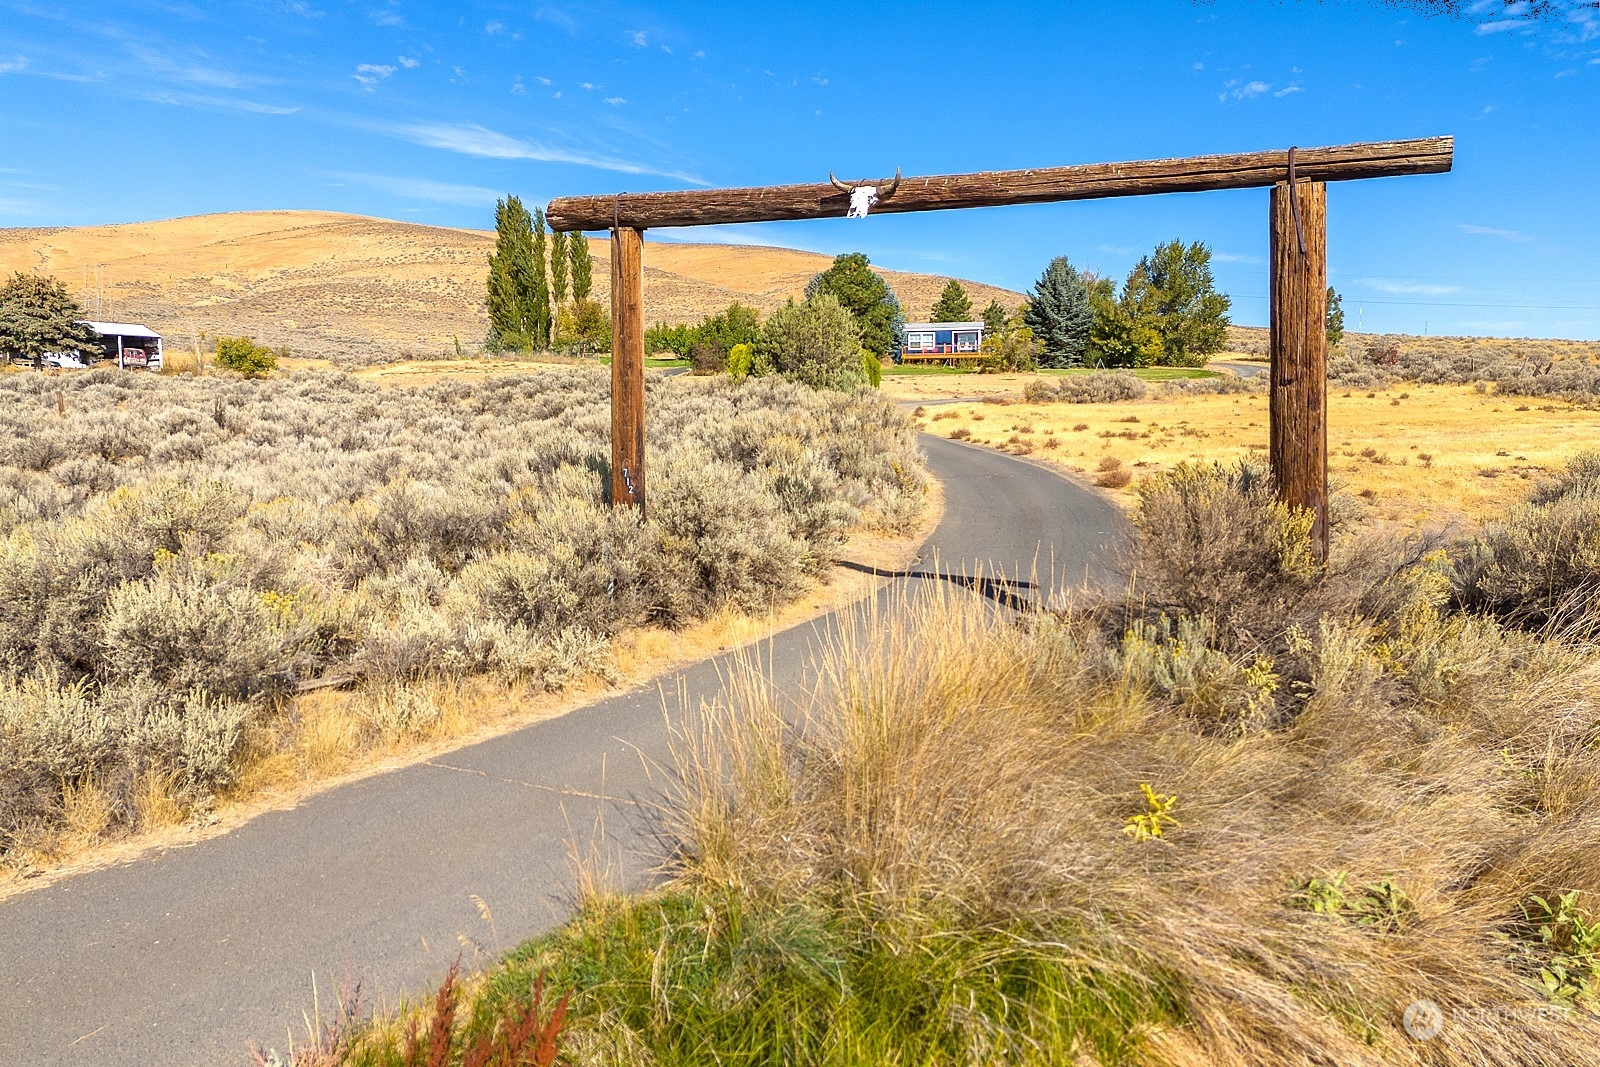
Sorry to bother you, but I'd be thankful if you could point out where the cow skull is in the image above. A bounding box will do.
[829,168,901,218]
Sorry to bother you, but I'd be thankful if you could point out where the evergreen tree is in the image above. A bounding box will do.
[1023,256,1094,367]
[805,252,902,358]
[569,234,594,302]
[1326,286,1345,347]
[981,299,1009,338]
[1139,239,1231,366]
[485,196,536,351]
[0,271,103,368]
[930,278,974,323]
[531,208,552,349]
[550,230,569,307]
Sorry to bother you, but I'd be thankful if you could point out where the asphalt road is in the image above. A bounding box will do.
[0,434,1124,1066]
[1212,359,1269,378]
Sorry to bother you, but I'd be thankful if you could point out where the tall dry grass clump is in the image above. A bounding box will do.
[640,461,1600,1064]
[300,457,1600,1066]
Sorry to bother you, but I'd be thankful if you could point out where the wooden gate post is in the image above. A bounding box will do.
[1269,178,1329,562]
[610,226,646,511]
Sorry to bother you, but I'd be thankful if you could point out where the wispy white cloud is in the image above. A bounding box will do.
[385,120,707,184]
[397,55,420,69]
[511,77,527,96]
[0,56,29,75]
[603,96,625,105]
[1219,78,1271,101]
[534,6,577,33]
[534,76,552,85]
[327,171,503,207]
[650,223,807,249]
[148,91,299,114]
[627,29,648,47]
[280,0,323,16]
[1458,222,1534,242]
[1213,252,1264,265]
[352,63,395,90]
[369,8,403,27]
[485,20,504,35]
[1475,18,1526,34]
[1357,278,1462,295]
[1274,82,1303,97]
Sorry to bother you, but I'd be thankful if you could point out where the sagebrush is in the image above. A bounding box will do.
[0,367,926,866]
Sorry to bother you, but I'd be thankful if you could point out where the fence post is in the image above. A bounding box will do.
[1269,179,1329,562]
[610,226,646,511]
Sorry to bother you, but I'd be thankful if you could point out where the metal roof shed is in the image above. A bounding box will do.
[80,321,163,370]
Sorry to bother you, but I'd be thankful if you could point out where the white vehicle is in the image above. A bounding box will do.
[43,352,88,370]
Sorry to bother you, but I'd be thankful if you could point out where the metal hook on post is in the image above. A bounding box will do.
[1287,146,1307,259]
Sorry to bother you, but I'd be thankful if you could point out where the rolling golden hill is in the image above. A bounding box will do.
[0,211,1023,365]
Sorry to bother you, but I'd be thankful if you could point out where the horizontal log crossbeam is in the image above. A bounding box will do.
[547,137,1452,232]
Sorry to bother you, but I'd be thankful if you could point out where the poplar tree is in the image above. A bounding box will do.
[550,230,569,307]
[531,208,552,349]
[569,234,594,302]
[486,196,536,351]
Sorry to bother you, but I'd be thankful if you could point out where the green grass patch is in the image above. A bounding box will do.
[881,362,975,376]
[595,356,692,368]
[345,888,1183,1066]
[885,364,1219,381]
[1042,366,1219,381]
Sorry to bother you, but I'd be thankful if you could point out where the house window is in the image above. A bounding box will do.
[953,331,980,352]
[905,332,935,351]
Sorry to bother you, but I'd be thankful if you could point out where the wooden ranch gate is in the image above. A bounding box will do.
[547,136,1453,561]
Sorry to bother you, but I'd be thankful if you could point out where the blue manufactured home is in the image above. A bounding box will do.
[897,320,985,362]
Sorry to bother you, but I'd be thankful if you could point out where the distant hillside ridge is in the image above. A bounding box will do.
[0,211,1023,366]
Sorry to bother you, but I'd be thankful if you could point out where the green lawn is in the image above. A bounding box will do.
[885,363,1219,381]
[596,356,692,368]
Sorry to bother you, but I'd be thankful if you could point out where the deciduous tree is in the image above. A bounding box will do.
[1326,286,1345,347]
[550,230,569,307]
[0,272,102,368]
[531,208,552,349]
[486,196,536,351]
[805,252,903,358]
[569,234,594,302]
[1139,239,1231,366]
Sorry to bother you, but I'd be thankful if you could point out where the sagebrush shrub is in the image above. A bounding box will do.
[1134,461,1317,644]
[0,366,926,862]
[1458,452,1600,630]
[1024,372,1148,405]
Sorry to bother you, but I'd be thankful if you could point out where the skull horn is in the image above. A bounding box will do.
[828,171,851,193]
[879,167,901,199]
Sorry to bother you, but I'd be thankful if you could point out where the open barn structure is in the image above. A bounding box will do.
[546,136,1454,562]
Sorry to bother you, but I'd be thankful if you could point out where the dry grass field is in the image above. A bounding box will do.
[916,383,1600,525]
[0,211,1021,366]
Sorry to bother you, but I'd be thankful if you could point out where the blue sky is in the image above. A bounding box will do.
[1,0,1596,337]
